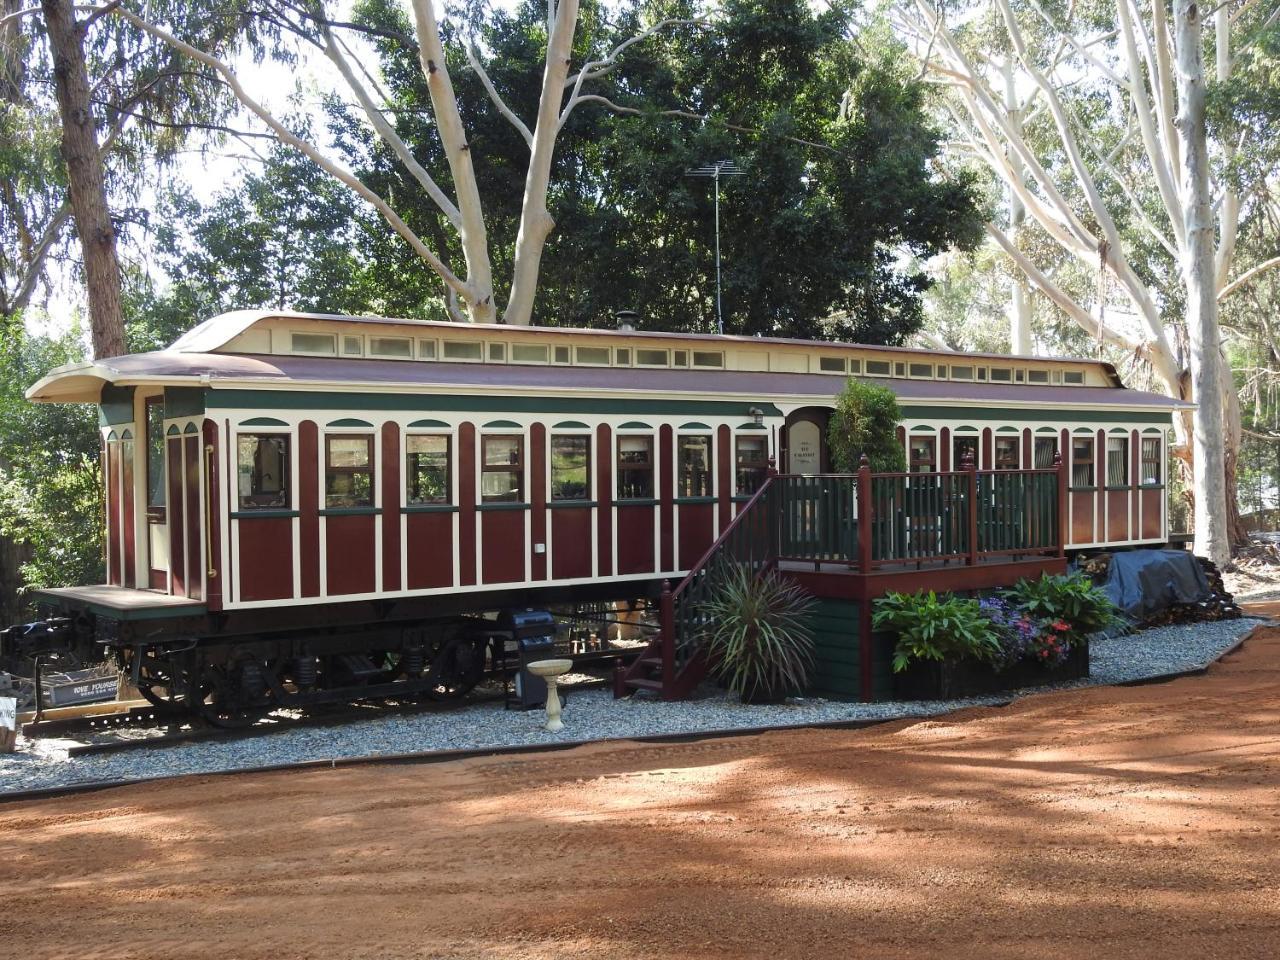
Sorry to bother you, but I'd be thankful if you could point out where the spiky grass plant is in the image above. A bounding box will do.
[698,562,818,702]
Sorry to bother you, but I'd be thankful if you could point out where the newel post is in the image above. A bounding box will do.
[856,454,872,572]
[660,579,675,694]
[1054,450,1068,557]
[964,450,979,566]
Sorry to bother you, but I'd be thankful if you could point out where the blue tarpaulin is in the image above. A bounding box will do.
[1096,549,1211,621]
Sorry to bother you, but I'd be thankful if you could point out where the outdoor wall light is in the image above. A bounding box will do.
[749,406,765,426]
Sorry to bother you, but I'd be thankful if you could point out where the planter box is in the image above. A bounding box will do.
[892,637,1089,701]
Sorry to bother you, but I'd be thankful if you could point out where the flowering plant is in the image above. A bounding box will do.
[1027,618,1073,667]
[977,597,1039,671]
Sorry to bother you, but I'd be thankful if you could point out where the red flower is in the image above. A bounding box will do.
[1051,620,1071,632]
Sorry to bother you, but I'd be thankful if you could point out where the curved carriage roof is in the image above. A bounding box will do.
[27,348,1190,412]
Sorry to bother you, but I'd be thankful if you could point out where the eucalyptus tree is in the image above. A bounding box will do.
[893,0,1278,563]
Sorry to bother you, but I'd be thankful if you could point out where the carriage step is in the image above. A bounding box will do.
[333,654,382,680]
[625,678,665,692]
[636,656,664,668]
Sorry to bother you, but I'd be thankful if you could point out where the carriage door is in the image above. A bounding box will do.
[164,423,205,601]
[144,396,169,589]
[783,415,826,557]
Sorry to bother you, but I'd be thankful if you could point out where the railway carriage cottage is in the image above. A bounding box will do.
[21,310,1188,719]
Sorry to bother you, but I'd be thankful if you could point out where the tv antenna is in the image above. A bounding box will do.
[685,160,745,335]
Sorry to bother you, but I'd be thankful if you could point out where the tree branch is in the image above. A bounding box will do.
[465,41,533,147]
[1219,255,1280,302]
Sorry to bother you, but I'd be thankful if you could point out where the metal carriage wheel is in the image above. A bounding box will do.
[187,653,272,729]
[425,624,490,701]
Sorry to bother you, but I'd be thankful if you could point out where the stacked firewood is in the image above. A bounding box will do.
[1079,553,1242,626]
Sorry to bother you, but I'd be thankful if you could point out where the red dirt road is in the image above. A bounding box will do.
[3,631,1280,960]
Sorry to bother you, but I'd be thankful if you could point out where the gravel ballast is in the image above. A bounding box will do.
[0,617,1262,796]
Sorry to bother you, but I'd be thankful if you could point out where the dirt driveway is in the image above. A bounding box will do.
[2,630,1279,960]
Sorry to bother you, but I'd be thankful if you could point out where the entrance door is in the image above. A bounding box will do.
[144,396,168,589]
[788,420,822,475]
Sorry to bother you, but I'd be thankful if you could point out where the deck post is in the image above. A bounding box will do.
[856,455,872,573]
[660,580,675,697]
[964,451,979,566]
[1054,451,1067,557]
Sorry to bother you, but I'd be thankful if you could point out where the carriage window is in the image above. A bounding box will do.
[1141,437,1162,485]
[909,363,932,378]
[953,435,979,468]
[1034,437,1058,469]
[370,336,413,358]
[1107,436,1129,486]
[950,365,974,380]
[693,351,724,368]
[406,436,450,504]
[819,356,845,373]
[1072,438,1095,487]
[865,360,891,376]
[617,436,654,499]
[291,332,336,355]
[995,437,1020,470]
[990,367,1013,382]
[237,434,290,510]
[848,358,862,374]
[550,435,590,501]
[145,396,166,512]
[673,350,689,367]
[325,436,374,508]
[443,340,483,361]
[1028,369,1050,384]
[481,435,524,502]
[576,346,611,365]
[735,436,768,495]
[679,436,713,497]
[637,349,669,367]
[512,343,549,363]
[1063,371,1085,385]
[909,437,936,473]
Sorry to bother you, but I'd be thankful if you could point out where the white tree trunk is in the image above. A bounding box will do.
[503,0,581,326]
[1002,60,1031,355]
[1174,0,1229,565]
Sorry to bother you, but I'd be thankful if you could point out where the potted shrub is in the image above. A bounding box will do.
[698,563,817,703]
[873,591,1005,699]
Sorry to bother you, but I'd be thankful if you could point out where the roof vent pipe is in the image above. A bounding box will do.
[615,310,639,333]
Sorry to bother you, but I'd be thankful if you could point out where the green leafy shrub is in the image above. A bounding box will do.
[827,379,906,473]
[699,563,817,701]
[1004,573,1120,638]
[873,591,1001,672]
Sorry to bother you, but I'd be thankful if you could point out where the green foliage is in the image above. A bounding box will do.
[698,562,817,700]
[0,327,103,601]
[1003,572,1120,638]
[827,378,906,472]
[872,591,1001,673]
[334,0,983,338]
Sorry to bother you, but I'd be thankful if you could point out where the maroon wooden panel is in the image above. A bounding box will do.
[237,517,294,601]
[551,507,593,580]
[596,423,613,577]
[105,441,120,586]
[716,425,731,531]
[939,427,951,472]
[326,514,377,595]
[1022,428,1032,469]
[1107,489,1129,543]
[784,557,1070,602]
[1140,489,1162,540]
[981,428,993,470]
[406,512,454,589]
[895,425,906,454]
[677,502,715,570]
[616,504,655,575]
[167,437,186,597]
[381,421,402,593]
[531,422,547,581]
[121,440,135,588]
[481,510,525,584]
[299,420,320,597]
[184,435,202,601]
[1071,491,1094,545]
[1130,429,1140,539]
[204,420,224,611]
[659,424,674,571]
[458,422,477,586]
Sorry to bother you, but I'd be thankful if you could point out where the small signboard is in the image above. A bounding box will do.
[0,697,16,753]
[45,675,118,708]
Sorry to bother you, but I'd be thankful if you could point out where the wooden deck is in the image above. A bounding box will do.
[32,585,207,621]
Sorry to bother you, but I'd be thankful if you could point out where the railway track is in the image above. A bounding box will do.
[25,677,610,759]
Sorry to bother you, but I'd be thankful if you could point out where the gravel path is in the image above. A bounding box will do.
[0,617,1262,795]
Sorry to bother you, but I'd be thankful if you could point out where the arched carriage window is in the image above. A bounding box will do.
[481,435,524,502]
[735,435,768,495]
[617,435,654,499]
[238,433,291,509]
[994,434,1020,470]
[678,435,713,496]
[550,434,590,501]
[406,436,450,504]
[952,431,979,468]
[909,434,936,473]
[145,395,166,517]
[326,435,374,507]
[1141,433,1163,485]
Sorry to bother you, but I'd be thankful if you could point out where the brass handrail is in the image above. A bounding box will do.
[204,442,218,579]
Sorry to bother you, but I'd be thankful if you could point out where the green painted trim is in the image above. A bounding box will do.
[477,501,530,512]
[1108,427,1130,434]
[231,509,299,519]
[183,422,198,434]
[120,429,133,440]
[1138,483,1166,491]
[675,496,717,505]
[1035,426,1058,433]
[327,417,374,428]
[106,429,118,441]
[548,499,597,509]
[908,424,933,432]
[407,418,450,428]
[165,387,206,418]
[98,385,135,426]
[240,416,289,427]
[953,426,979,434]
[1073,427,1096,434]
[208,389,783,420]
[402,503,457,513]
[483,419,522,429]
[552,420,590,429]
[617,498,659,507]
[165,424,180,435]
[618,420,653,429]
[319,506,381,516]
[1105,484,1131,491]
[737,423,768,431]
[679,421,712,431]
[731,495,753,503]
[31,590,206,623]
[1142,426,1165,434]
[902,404,1173,425]
[1069,486,1098,492]
[995,426,1019,433]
